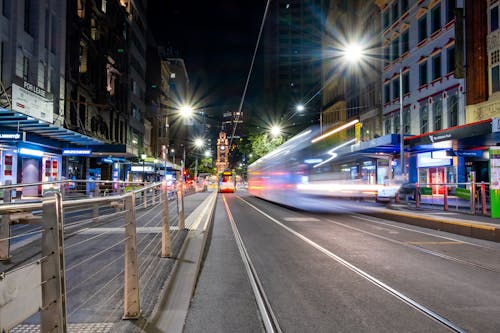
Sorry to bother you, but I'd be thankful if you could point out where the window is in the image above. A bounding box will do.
[419,61,428,86]
[394,113,400,134]
[403,108,411,134]
[384,116,392,135]
[393,78,400,100]
[22,56,29,81]
[384,83,391,103]
[420,104,428,133]
[446,46,455,73]
[491,6,499,32]
[2,0,9,17]
[434,98,442,131]
[431,4,441,34]
[492,65,500,93]
[401,30,409,54]
[392,1,399,24]
[391,38,399,61]
[51,14,57,53]
[418,16,428,42]
[24,0,32,34]
[384,10,390,29]
[403,72,410,94]
[448,95,458,127]
[446,0,456,23]
[432,54,442,81]
[79,41,87,73]
[44,9,49,49]
[402,0,409,13]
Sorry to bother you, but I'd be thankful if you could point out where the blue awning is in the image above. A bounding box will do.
[0,108,103,147]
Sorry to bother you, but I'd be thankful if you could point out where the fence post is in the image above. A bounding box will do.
[41,192,67,333]
[179,184,185,230]
[481,182,487,216]
[161,190,172,258]
[470,172,476,215]
[415,183,420,208]
[143,190,148,209]
[443,180,448,211]
[123,192,140,320]
[0,213,10,261]
[92,203,99,222]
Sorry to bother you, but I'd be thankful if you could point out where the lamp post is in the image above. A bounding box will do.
[194,137,204,181]
[140,154,147,182]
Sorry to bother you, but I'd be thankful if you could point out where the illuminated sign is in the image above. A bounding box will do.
[417,152,452,168]
[19,147,44,157]
[62,149,92,156]
[0,132,22,140]
[131,166,154,172]
[12,79,54,123]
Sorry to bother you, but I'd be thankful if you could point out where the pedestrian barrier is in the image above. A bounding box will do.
[0,180,186,332]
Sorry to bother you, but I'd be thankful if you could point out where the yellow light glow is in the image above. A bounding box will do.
[311,119,360,143]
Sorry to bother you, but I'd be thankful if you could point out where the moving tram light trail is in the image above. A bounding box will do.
[247,125,401,211]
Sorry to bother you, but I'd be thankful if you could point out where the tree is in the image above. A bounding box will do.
[246,133,284,164]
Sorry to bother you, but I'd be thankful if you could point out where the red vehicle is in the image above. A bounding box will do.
[219,171,236,193]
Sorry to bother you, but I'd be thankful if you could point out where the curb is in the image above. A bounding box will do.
[363,206,500,242]
[144,192,218,333]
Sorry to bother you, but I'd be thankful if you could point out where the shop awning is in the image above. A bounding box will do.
[0,108,103,147]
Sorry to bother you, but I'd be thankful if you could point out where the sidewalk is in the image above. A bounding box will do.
[366,201,500,243]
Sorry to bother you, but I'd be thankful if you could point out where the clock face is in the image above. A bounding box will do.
[220,145,225,151]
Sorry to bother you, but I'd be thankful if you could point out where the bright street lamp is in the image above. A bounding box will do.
[344,42,405,176]
[204,150,210,158]
[194,137,204,149]
[270,125,282,138]
[179,104,194,118]
[296,104,305,112]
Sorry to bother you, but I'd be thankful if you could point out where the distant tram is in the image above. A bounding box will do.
[219,170,236,193]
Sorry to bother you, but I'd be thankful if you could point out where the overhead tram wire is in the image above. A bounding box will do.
[229,0,271,149]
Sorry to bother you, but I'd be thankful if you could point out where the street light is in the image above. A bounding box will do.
[344,42,405,176]
[270,125,282,138]
[140,153,147,182]
[193,137,205,180]
[179,104,194,118]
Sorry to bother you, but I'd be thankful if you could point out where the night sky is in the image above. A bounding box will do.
[148,1,267,124]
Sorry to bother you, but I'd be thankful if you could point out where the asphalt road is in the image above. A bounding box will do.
[185,192,500,333]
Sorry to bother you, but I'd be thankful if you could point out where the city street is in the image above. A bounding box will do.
[185,192,500,333]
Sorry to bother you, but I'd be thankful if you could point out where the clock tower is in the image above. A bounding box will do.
[216,131,229,173]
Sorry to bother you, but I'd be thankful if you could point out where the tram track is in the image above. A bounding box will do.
[222,195,282,333]
[235,194,468,333]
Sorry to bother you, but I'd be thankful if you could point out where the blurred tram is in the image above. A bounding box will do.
[247,126,401,210]
[219,170,236,193]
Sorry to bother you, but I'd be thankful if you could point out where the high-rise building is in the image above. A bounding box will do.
[263,0,327,132]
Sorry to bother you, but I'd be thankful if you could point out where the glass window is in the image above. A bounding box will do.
[419,61,428,86]
[431,4,441,34]
[418,15,427,42]
[392,1,399,24]
[492,6,499,32]
[492,65,500,93]
[384,116,392,134]
[403,108,411,134]
[402,0,409,13]
[401,30,409,54]
[434,98,442,130]
[447,46,455,73]
[448,94,458,127]
[403,72,410,94]
[392,38,399,61]
[384,10,390,29]
[394,113,400,134]
[384,84,391,103]
[432,54,442,81]
[446,0,456,23]
[392,78,400,100]
[22,56,29,81]
[420,104,428,133]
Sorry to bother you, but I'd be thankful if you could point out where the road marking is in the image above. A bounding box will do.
[408,241,463,245]
[283,217,320,222]
[236,195,467,333]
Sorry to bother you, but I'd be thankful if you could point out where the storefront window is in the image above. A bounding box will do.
[434,97,442,130]
[420,103,428,133]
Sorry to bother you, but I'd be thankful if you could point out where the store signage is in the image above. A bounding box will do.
[12,78,54,123]
[451,150,484,158]
[407,120,491,146]
[62,149,92,156]
[417,152,452,167]
[0,132,22,140]
[131,165,154,172]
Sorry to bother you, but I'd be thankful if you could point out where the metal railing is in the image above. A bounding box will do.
[0,180,187,332]
[397,181,490,216]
